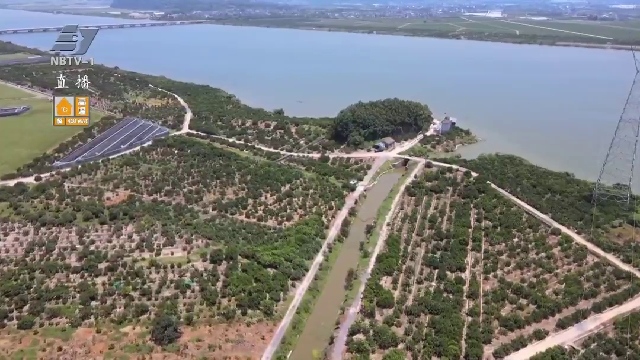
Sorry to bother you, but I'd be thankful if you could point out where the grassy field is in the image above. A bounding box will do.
[213,17,640,45]
[0,82,104,176]
[0,53,32,61]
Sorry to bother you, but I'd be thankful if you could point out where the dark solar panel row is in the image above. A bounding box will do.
[0,106,30,117]
[59,117,136,163]
[54,117,169,168]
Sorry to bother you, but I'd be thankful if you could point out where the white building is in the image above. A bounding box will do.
[429,115,456,135]
[129,12,150,19]
[440,116,455,134]
[463,10,505,18]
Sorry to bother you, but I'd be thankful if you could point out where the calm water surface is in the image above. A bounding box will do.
[0,9,635,187]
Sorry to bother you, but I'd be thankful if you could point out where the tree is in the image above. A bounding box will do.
[150,314,182,346]
[331,98,432,146]
[382,349,406,360]
[17,315,35,330]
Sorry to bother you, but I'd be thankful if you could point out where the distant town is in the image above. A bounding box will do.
[3,0,640,47]
[100,1,640,22]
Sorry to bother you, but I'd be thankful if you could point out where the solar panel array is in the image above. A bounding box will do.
[0,106,30,117]
[53,117,169,168]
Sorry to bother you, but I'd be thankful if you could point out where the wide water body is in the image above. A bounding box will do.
[0,9,635,186]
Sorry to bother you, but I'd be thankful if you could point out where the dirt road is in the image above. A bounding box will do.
[261,156,388,360]
[149,85,193,133]
[490,184,640,279]
[506,294,640,359]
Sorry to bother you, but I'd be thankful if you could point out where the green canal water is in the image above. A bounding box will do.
[289,170,403,360]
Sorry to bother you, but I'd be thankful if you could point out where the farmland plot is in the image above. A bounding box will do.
[343,166,638,360]
[61,136,350,227]
[0,136,358,359]
[345,167,476,360]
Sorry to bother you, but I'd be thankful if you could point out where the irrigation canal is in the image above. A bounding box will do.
[289,169,404,359]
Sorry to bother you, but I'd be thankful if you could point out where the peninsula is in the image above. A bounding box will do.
[0,39,638,360]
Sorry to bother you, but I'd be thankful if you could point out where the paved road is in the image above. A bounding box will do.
[2,82,639,359]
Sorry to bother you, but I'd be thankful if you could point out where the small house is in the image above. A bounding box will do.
[373,137,396,152]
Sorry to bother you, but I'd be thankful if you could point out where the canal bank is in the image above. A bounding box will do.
[289,169,404,360]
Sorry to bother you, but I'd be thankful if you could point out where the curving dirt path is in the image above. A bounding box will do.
[0,87,193,187]
[149,85,192,133]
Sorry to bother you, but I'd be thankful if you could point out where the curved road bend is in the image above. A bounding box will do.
[331,160,426,360]
[148,85,192,133]
[1,81,639,358]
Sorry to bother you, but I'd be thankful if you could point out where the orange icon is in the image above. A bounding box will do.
[75,97,89,117]
[56,97,73,117]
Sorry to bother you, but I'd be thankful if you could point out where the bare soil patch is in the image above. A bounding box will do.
[0,321,276,360]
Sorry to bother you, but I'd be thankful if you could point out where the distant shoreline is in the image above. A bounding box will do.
[3,8,636,52]
[209,22,636,52]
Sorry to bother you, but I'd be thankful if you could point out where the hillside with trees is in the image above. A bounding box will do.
[343,166,637,360]
[441,154,640,270]
[331,98,433,147]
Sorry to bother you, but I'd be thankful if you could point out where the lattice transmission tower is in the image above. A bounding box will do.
[591,49,640,360]
[593,50,640,208]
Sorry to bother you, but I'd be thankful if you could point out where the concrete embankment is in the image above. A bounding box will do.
[288,170,403,360]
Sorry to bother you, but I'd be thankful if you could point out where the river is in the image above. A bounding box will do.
[0,9,635,187]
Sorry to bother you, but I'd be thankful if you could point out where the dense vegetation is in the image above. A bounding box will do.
[404,125,476,158]
[0,41,46,56]
[0,131,368,357]
[331,98,433,146]
[344,166,636,360]
[443,154,640,270]
[144,76,342,152]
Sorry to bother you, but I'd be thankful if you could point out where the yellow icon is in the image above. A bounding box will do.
[56,97,73,117]
[54,118,65,126]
